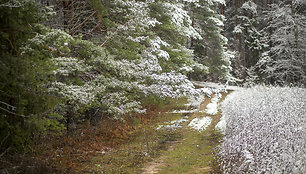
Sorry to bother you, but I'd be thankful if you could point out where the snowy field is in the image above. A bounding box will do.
[217,86,306,173]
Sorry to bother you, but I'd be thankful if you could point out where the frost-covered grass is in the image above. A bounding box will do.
[218,86,306,173]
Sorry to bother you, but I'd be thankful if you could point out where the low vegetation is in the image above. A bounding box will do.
[0,97,188,173]
[218,86,306,173]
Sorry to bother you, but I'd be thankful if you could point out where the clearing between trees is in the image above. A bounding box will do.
[142,92,228,174]
[72,84,230,173]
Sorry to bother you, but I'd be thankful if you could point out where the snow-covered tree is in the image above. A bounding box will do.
[187,0,233,82]
[252,0,305,86]
[224,0,305,86]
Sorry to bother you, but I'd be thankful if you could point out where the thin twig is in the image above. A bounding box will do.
[0,132,10,147]
[0,106,28,118]
[89,23,108,33]
[0,101,16,109]
[0,147,11,158]
[100,27,121,47]
[71,11,96,35]
[100,19,130,47]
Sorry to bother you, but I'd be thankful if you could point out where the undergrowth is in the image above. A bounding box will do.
[76,98,188,173]
[1,97,188,173]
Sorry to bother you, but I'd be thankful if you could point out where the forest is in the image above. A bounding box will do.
[0,0,305,173]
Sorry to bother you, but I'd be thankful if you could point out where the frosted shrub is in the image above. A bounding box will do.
[22,28,207,119]
[218,86,306,173]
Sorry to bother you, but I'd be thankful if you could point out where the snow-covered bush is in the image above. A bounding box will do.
[22,27,207,121]
[217,86,306,173]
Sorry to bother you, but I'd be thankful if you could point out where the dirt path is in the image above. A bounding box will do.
[142,139,181,174]
[141,92,227,174]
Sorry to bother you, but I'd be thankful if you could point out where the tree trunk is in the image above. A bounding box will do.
[221,2,225,36]
[269,0,273,49]
[290,1,305,85]
[62,0,72,30]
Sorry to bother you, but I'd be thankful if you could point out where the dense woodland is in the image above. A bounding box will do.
[0,0,305,172]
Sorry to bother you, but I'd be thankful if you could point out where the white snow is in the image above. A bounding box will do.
[188,117,212,132]
[217,86,306,173]
[215,92,236,132]
[215,91,237,132]
[205,94,220,115]
[185,95,205,109]
[233,25,243,34]
[156,118,189,130]
[169,109,198,114]
[170,118,189,124]
[215,117,226,133]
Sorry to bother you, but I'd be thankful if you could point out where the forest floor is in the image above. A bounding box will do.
[141,92,228,174]
[28,84,230,173]
[72,90,229,173]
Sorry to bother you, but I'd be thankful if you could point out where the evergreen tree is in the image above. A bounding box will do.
[34,0,208,127]
[190,0,233,82]
[224,0,305,86]
[255,0,306,86]
[0,0,63,153]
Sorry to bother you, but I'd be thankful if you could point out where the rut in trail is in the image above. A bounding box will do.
[142,92,228,174]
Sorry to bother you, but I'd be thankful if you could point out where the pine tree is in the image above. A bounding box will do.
[224,0,305,86]
[0,0,63,153]
[37,0,207,126]
[190,0,233,82]
[255,0,306,86]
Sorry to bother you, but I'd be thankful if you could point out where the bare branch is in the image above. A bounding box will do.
[100,26,122,47]
[0,106,28,118]
[71,11,96,35]
[0,101,16,110]
[1,132,10,147]
[0,147,11,158]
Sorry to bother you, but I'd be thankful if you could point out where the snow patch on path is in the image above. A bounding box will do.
[169,109,198,114]
[215,91,237,132]
[184,95,205,109]
[205,94,221,115]
[157,118,189,130]
[169,94,206,114]
[188,117,212,132]
[215,115,227,133]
